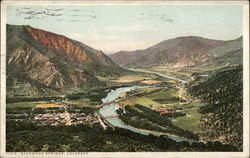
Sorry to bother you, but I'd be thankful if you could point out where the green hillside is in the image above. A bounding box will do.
[187,66,243,150]
[197,37,242,69]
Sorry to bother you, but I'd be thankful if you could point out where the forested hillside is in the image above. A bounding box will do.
[6,121,238,152]
[187,66,243,150]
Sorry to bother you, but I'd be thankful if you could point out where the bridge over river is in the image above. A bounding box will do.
[103,115,118,119]
[95,100,119,108]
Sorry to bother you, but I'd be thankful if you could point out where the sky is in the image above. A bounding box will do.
[6,5,243,53]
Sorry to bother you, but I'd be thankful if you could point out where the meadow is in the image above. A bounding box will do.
[119,86,205,135]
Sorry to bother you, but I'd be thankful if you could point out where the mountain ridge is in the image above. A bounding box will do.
[6,24,125,97]
[109,36,242,68]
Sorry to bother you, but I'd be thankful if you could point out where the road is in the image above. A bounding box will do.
[94,112,107,130]
[64,110,72,126]
[62,102,72,125]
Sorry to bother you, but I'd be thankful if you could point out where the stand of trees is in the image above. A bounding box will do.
[6,120,238,152]
[117,104,199,140]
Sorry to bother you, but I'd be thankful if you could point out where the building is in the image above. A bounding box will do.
[155,109,174,115]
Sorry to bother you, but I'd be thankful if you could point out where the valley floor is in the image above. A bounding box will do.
[6,66,242,151]
[117,85,205,139]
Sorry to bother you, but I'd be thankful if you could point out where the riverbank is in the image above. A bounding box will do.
[125,124,197,143]
[116,104,199,141]
[115,76,205,135]
[98,69,202,143]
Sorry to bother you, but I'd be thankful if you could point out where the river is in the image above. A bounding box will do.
[99,70,196,143]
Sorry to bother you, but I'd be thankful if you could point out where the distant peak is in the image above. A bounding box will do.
[175,36,203,39]
[173,36,225,42]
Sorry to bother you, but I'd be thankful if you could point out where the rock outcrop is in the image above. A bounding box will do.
[6,24,124,97]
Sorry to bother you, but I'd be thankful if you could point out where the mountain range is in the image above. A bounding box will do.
[6,24,124,97]
[109,36,242,68]
[6,24,242,98]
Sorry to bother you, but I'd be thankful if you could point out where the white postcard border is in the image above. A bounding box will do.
[1,1,249,158]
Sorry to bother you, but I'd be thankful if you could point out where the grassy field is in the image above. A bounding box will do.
[97,70,168,87]
[130,67,191,80]
[170,101,204,133]
[133,87,160,93]
[36,103,59,108]
[110,75,146,83]
[120,86,204,134]
[7,101,46,108]
[67,98,98,107]
[120,87,179,109]
[149,66,195,79]
[140,80,162,85]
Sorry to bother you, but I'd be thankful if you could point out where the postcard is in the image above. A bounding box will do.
[0,1,249,158]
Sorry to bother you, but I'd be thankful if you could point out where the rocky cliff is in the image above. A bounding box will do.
[6,24,124,97]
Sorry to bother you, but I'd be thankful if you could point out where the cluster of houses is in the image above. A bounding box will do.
[34,113,65,125]
[33,112,100,126]
[70,113,100,125]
